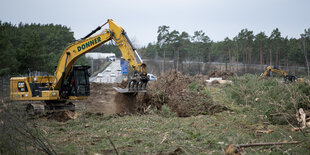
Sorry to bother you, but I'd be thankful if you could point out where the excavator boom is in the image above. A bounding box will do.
[53,19,147,91]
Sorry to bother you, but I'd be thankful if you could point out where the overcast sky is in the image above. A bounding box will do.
[1,0,309,47]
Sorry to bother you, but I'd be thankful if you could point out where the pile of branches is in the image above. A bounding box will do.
[137,70,227,117]
[207,70,235,80]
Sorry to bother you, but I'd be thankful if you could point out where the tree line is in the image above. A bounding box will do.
[0,21,90,76]
[140,26,310,75]
[1,21,309,76]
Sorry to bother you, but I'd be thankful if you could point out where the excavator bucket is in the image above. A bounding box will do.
[114,77,148,93]
[113,87,146,93]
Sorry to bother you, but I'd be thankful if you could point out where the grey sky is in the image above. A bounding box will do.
[1,0,309,47]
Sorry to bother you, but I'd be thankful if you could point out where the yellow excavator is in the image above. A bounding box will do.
[260,66,302,82]
[10,19,148,112]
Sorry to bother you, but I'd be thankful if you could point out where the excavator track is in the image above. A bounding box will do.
[26,102,75,115]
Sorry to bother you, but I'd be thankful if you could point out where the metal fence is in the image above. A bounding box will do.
[0,76,10,101]
[145,59,308,76]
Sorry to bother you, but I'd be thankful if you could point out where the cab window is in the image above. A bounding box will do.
[17,82,28,92]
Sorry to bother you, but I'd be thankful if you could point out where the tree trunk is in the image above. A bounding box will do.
[276,44,279,67]
[242,47,245,64]
[198,47,201,74]
[269,48,272,66]
[173,49,176,71]
[260,40,263,71]
[236,46,239,71]
[163,50,166,74]
[225,54,227,72]
[265,53,269,66]
[181,59,183,73]
[244,47,247,72]
[286,51,289,72]
[208,52,211,62]
[249,48,251,64]
[302,38,309,76]
[176,48,179,71]
[229,47,232,71]
[245,48,247,64]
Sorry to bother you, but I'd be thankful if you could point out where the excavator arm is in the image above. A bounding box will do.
[53,19,147,93]
[260,66,272,79]
[260,66,288,79]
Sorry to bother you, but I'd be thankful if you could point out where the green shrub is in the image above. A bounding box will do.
[160,104,176,118]
[224,75,310,125]
[189,81,201,92]
[201,87,212,96]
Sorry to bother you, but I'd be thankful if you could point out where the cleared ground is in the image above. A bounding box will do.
[75,83,136,115]
[38,83,310,154]
[45,72,310,154]
[1,72,309,154]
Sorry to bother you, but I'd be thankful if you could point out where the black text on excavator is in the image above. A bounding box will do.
[10,19,149,112]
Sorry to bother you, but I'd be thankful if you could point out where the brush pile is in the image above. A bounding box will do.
[137,71,227,117]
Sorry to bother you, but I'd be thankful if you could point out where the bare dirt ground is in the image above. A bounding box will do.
[85,83,117,115]
[75,83,117,115]
[74,83,137,115]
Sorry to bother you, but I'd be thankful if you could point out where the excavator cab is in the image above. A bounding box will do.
[61,66,90,98]
[284,75,297,82]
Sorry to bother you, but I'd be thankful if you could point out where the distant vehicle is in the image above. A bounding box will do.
[109,55,116,61]
[110,73,116,77]
[97,73,103,77]
[106,67,111,72]
[147,73,157,81]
